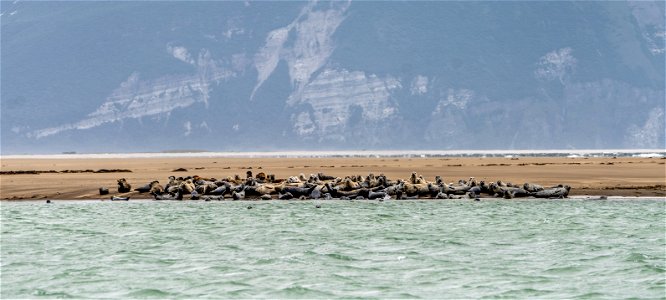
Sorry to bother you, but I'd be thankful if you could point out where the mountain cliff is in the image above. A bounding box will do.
[2,1,664,154]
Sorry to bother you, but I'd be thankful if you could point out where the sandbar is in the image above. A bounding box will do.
[1,156,664,200]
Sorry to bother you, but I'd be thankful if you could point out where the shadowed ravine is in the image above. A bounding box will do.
[1,199,664,298]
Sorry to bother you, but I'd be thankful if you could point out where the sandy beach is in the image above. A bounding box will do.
[1,156,664,200]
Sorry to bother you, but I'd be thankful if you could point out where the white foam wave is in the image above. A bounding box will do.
[3,149,664,160]
[632,153,665,158]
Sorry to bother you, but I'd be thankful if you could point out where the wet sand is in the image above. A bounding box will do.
[1,157,664,200]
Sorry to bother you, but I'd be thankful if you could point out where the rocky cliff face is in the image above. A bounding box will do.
[1,1,664,153]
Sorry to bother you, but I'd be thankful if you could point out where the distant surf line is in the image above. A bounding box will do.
[1,149,664,159]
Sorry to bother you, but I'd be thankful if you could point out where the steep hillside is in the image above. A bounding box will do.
[1,1,664,154]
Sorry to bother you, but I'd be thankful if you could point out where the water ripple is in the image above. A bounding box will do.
[1,199,664,298]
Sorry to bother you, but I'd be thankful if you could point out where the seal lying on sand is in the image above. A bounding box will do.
[232,189,245,200]
[154,190,183,200]
[117,178,131,193]
[523,182,544,193]
[533,185,571,198]
[99,187,109,195]
[135,181,164,194]
[281,185,317,198]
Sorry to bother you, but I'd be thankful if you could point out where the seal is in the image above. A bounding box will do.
[403,182,430,197]
[244,184,275,197]
[409,172,426,184]
[99,187,109,195]
[317,173,335,180]
[383,181,404,196]
[117,178,131,193]
[281,185,317,198]
[232,189,245,200]
[532,185,570,198]
[255,172,267,182]
[154,190,183,200]
[267,174,278,183]
[340,177,361,191]
[310,187,322,199]
[278,192,294,200]
[209,185,228,195]
[135,181,161,193]
[287,176,301,184]
[308,174,322,184]
[468,186,481,196]
[150,182,164,195]
[368,190,387,200]
[478,181,492,195]
[179,179,195,193]
[523,182,544,193]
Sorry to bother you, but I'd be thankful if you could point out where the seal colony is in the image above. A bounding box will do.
[115,171,571,201]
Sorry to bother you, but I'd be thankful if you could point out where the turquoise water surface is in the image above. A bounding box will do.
[2,199,664,298]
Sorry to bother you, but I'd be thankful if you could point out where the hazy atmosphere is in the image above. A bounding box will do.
[1,1,664,154]
[2,3,665,299]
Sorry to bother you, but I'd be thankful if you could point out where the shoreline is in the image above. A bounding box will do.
[3,196,664,203]
[1,156,665,200]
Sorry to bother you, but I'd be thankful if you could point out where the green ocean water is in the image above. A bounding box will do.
[1,199,664,299]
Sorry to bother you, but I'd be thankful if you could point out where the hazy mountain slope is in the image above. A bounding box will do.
[1,1,663,154]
